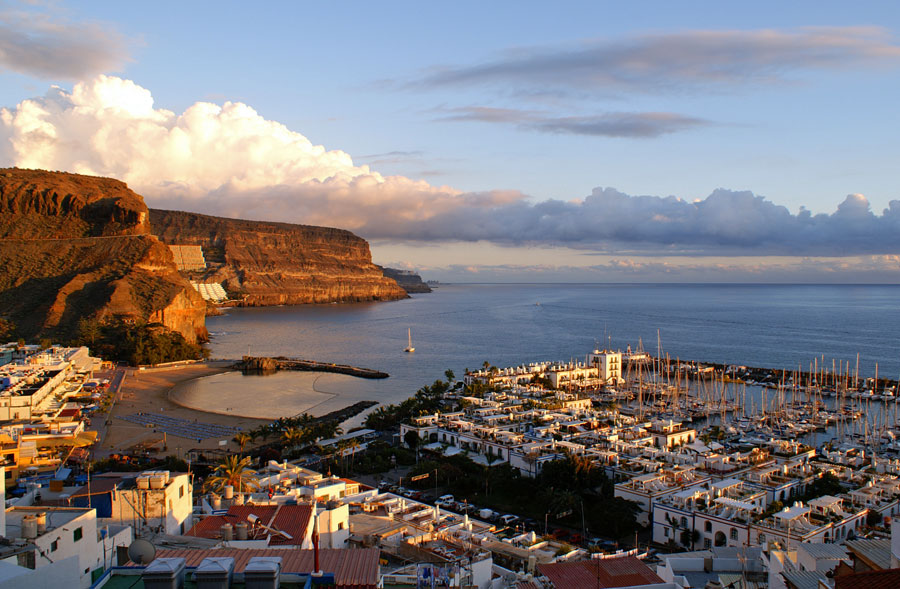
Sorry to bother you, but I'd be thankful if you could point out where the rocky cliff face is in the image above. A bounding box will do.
[379,267,432,294]
[0,168,207,342]
[149,209,408,305]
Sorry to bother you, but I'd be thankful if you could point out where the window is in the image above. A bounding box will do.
[730,528,738,540]
[758,533,766,544]
[73,527,83,542]
[50,540,58,552]
[179,485,184,498]
[703,538,711,549]
[705,521,712,532]
[664,528,669,538]
[680,517,687,528]
[338,522,345,530]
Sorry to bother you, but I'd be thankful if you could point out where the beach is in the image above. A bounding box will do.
[97,361,269,458]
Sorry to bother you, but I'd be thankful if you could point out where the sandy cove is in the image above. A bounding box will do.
[97,361,269,459]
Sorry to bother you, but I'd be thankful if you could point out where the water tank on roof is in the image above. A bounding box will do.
[223,485,234,499]
[235,522,248,541]
[149,475,166,490]
[137,476,150,490]
[35,512,47,533]
[221,523,233,541]
[22,515,38,539]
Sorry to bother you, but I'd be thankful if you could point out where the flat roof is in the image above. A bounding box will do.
[540,556,663,589]
[130,548,380,588]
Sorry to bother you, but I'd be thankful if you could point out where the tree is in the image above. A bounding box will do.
[77,317,102,347]
[203,455,260,493]
[281,427,304,448]
[233,432,251,455]
[444,369,455,383]
[346,437,361,470]
[404,430,420,464]
[0,318,15,341]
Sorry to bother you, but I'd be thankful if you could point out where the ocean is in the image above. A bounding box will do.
[172,284,900,423]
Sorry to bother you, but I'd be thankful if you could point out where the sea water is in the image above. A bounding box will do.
[174,284,900,421]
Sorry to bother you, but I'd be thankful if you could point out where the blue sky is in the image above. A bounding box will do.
[2,1,900,281]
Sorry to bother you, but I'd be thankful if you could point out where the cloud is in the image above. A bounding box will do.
[0,8,130,79]
[418,26,900,95]
[4,76,900,257]
[426,255,900,284]
[436,106,710,138]
[0,75,516,229]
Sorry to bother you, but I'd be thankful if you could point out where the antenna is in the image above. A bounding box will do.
[127,538,156,565]
[247,514,292,540]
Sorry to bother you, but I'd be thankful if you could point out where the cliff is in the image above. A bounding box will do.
[149,209,408,305]
[379,267,432,293]
[0,168,207,342]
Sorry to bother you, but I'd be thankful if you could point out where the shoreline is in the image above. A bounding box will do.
[99,361,269,458]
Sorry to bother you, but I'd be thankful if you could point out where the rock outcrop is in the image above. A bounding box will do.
[0,169,207,342]
[379,267,432,293]
[149,209,408,305]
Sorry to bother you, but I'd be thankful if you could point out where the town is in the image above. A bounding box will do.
[1,342,900,588]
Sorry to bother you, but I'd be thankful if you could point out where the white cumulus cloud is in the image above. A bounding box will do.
[4,76,900,258]
[0,75,514,230]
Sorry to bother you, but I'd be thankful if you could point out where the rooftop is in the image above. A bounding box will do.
[539,556,663,588]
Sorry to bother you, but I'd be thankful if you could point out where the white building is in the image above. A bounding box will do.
[588,349,623,385]
[71,470,193,535]
[2,506,132,588]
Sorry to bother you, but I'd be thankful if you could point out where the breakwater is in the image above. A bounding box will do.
[237,356,389,379]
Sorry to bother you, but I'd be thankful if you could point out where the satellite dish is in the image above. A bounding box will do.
[127,538,157,565]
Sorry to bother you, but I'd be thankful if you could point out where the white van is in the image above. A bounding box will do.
[437,494,455,505]
[500,514,519,526]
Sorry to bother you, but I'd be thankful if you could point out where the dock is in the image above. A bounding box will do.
[237,356,389,379]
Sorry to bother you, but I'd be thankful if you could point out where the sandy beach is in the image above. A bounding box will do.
[98,361,270,458]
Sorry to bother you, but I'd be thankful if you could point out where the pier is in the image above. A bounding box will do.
[237,356,389,379]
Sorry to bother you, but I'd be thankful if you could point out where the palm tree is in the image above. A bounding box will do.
[336,439,350,472]
[233,432,251,455]
[346,437,360,469]
[282,427,304,448]
[203,455,260,493]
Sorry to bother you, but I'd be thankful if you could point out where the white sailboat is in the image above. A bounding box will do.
[404,328,415,353]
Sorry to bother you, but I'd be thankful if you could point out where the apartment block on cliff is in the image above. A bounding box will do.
[168,244,206,271]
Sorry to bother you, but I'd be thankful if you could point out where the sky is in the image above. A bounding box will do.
[2,1,900,282]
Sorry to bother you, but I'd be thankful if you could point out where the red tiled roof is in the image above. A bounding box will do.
[185,504,312,545]
[143,548,379,589]
[836,567,900,589]
[269,504,313,546]
[539,556,663,588]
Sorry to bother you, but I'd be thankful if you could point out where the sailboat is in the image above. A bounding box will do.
[404,328,415,353]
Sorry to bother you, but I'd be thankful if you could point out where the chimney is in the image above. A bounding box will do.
[312,510,322,576]
[244,556,282,589]
[195,557,234,589]
[142,557,186,589]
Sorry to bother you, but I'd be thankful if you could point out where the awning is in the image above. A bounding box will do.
[34,431,98,448]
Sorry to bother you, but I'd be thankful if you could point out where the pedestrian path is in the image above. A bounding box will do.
[118,412,240,441]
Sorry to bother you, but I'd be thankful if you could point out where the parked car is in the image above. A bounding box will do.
[500,514,520,526]
[521,517,539,531]
[437,494,455,505]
